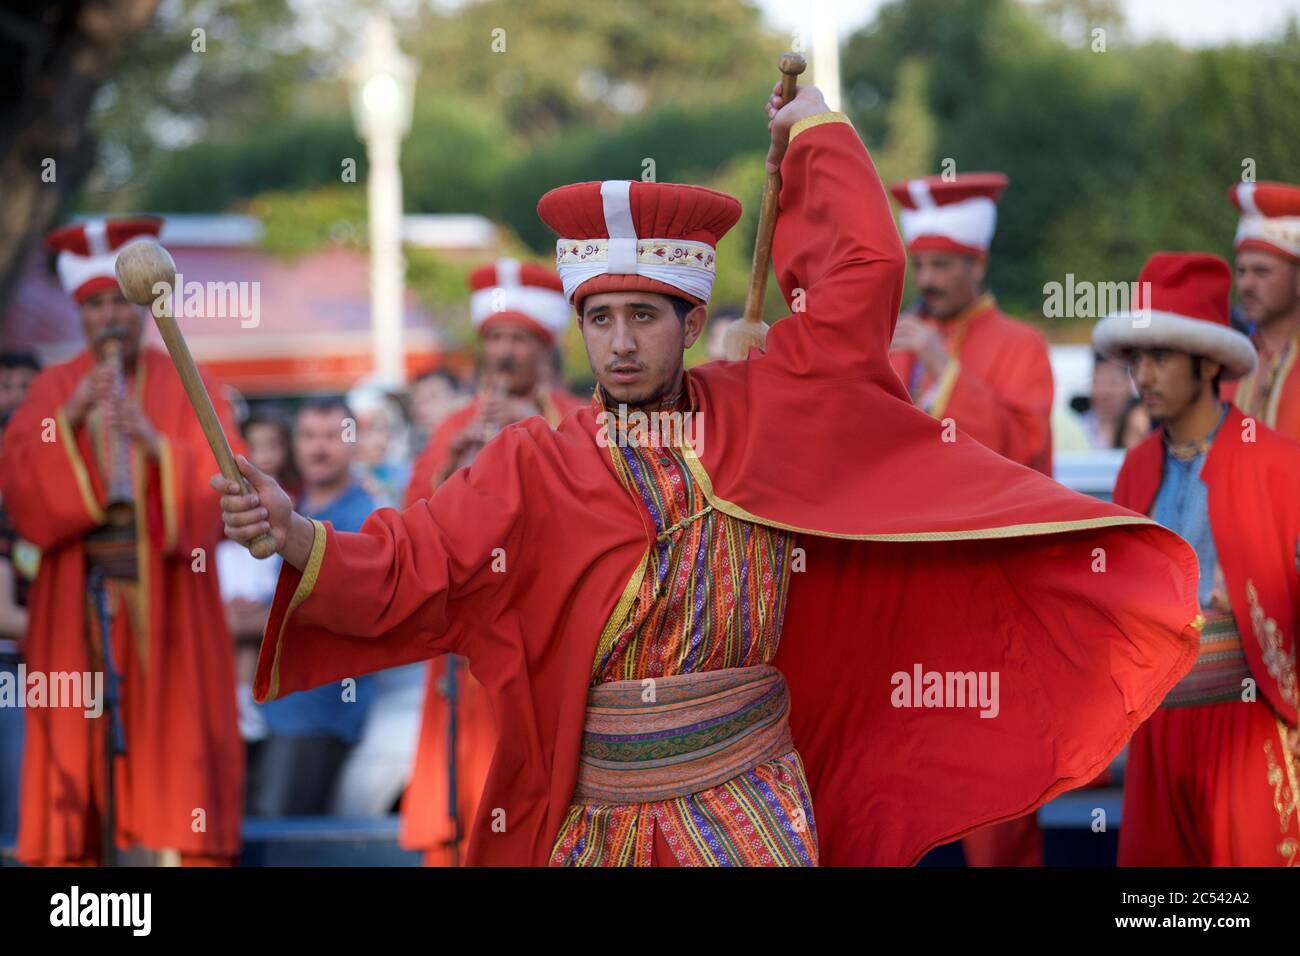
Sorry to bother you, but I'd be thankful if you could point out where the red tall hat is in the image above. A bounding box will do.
[537,180,741,309]
[888,172,1008,257]
[46,217,163,303]
[1228,181,1300,264]
[467,259,569,343]
[1092,252,1257,380]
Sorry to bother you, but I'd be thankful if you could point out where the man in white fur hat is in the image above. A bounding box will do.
[1095,251,1300,865]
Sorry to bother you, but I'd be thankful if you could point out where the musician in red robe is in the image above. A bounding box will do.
[886,172,1054,865]
[886,173,1053,477]
[217,84,1200,866]
[401,260,581,865]
[1227,181,1300,441]
[3,218,243,865]
[1094,252,1300,865]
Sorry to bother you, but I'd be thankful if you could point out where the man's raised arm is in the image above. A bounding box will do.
[763,84,908,374]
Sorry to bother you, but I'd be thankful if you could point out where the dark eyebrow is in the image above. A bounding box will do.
[585,301,663,318]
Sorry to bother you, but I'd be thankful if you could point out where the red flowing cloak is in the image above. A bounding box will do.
[2,347,244,864]
[890,298,1054,474]
[1113,406,1299,727]
[254,116,1199,866]
[399,387,582,862]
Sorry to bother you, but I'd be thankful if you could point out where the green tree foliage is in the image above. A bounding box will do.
[402,0,780,136]
[84,0,317,210]
[840,0,1300,334]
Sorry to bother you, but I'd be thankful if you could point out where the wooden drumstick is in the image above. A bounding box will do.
[722,52,807,362]
[115,241,278,559]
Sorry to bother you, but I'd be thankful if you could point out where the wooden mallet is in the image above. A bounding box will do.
[722,51,807,362]
[115,241,278,559]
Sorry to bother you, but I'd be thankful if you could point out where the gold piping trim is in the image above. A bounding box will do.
[1265,333,1300,428]
[678,441,1157,542]
[591,408,653,678]
[55,409,105,525]
[131,358,150,669]
[589,550,649,682]
[789,111,852,142]
[157,435,178,553]
[266,518,327,700]
[929,357,961,419]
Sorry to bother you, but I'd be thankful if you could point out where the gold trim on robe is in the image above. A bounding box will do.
[928,357,962,419]
[1265,339,1299,428]
[790,111,853,141]
[132,358,151,669]
[157,435,178,554]
[56,409,105,525]
[267,517,327,701]
[677,440,1156,542]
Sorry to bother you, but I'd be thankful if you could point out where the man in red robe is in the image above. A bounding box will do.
[1227,181,1300,441]
[887,173,1054,477]
[3,218,243,865]
[403,260,582,510]
[216,84,1200,866]
[1094,252,1300,865]
[886,173,1054,865]
[401,259,581,865]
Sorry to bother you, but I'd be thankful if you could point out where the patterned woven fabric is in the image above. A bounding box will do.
[571,665,795,805]
[1162,609,1251,708]
[550,402,817,866]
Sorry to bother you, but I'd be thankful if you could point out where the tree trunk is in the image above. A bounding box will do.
[0,0,160,317]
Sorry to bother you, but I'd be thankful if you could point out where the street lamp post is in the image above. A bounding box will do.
[350,15,416,388]
[812,0,842,112]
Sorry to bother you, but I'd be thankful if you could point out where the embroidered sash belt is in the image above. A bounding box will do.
[1162,609,1251,708]
[571,664,794,805]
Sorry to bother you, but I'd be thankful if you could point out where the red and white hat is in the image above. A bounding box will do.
[468,259,570,343]
[1092,252,1256,380]
[537,180,741,309]
[888,173,1008,257]
[1228,181,1300,264]
[46,217,163,304]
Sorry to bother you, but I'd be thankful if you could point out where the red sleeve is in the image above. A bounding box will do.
[932,330,1054,471]
[767,114,907,378]
[254,423,532,702]
[0,368,106,550]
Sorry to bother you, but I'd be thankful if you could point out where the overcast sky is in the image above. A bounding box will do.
[756,0,1300,47]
